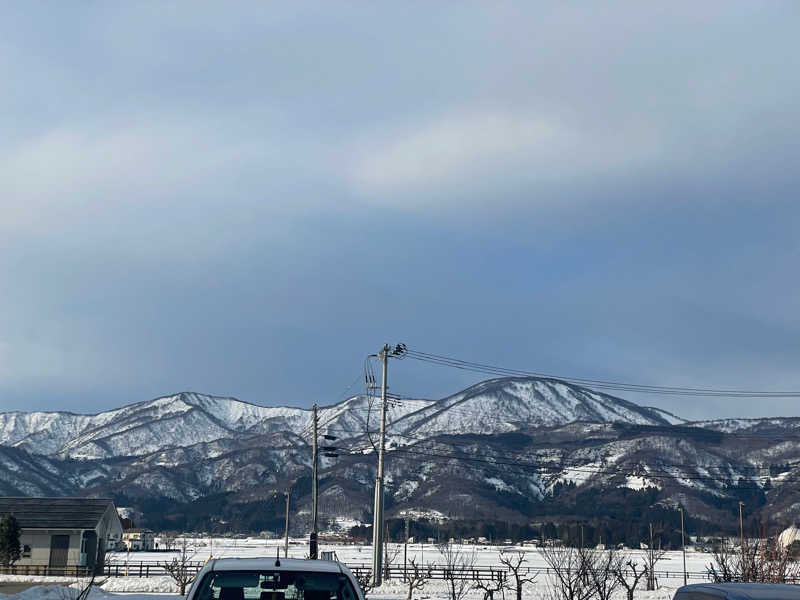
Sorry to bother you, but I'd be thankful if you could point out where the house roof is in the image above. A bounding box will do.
[0,497,117,530]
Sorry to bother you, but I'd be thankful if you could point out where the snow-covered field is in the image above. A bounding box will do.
[105,536,715,580]
[1,537,715,598]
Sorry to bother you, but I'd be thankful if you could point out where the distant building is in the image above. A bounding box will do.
[122,528,155,551]
[0,497,123,574]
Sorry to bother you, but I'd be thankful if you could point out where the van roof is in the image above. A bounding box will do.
[677,583,800,600]
[209,558,344,574]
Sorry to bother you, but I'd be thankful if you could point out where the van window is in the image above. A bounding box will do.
[193,570,359,600]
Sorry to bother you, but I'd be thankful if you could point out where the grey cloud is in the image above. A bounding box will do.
[1,2,799,417]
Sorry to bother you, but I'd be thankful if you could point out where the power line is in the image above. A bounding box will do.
[405,349,800,398]
[298,372,364,440]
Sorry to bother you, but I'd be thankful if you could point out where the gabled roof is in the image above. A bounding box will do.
[0,497,117,529]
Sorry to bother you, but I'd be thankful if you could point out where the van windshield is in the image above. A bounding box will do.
[193,570,359,600]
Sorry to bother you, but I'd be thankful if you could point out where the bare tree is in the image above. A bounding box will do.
[539,543,595,600]
[437,541,476,600]
[611,558,649,600]
[586,548,622,600]
[473,573,507,600]
[383,530,402,581]
[162,537,195,595]
[644,538,666,590]
[406,557,428,600]
[707,539,737,583]
[498,550,536,600]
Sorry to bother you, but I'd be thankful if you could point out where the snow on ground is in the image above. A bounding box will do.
[104,536,715,578]
[0,583,180,599]
[368,580,681,600]
[1,538,713,598]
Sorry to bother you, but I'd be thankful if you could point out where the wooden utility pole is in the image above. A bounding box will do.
[739,501,745,577]
[284,488,291,558]
[679,507,687,586]
[404,517,410,581]
[648,523,655,590]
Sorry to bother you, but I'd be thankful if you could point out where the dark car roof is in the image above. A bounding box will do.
[677,583,800,600]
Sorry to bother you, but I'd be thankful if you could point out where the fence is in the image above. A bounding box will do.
[346,564,715,583]
[91,560,716,582]
[0,565,92,577]
[0,560,722,583]
[102,560,207,578]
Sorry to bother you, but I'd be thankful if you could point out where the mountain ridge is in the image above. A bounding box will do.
[2,377,799,534]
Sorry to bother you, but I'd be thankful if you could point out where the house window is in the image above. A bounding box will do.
[22,545,31,558]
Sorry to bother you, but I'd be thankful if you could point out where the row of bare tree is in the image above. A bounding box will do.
[388,542,665,600]
[707,536,800,584]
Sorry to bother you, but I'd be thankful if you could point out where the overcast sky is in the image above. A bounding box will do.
[1,2,799,420]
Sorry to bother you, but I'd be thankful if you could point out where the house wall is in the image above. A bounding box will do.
[96,504,124,559]
[17,529,82,566]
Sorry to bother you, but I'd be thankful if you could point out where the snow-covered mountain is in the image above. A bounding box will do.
[387,377,683,440]
[1,377,797,532]
[0,378,676,461]
[0,393,312,459]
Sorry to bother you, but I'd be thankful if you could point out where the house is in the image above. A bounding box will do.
[0,497,123,574]
[122,528,155,551]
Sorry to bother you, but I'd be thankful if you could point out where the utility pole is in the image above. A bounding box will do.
[404,517,410,582]
[372,344,390,587]
[284,488,291,558]
[679,507,687,586]
[739,501,745,576]
[311,404,319,559]
[648,523,655,590]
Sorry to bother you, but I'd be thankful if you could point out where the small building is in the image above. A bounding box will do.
[0,497,123,574]
[122,528,155,551]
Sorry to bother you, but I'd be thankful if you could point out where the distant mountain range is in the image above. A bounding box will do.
[1,377,797,540]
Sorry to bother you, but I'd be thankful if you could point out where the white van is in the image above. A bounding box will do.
[186,557,365,600]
